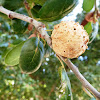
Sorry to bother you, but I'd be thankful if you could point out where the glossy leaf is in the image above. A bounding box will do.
[28,0,47,6]
[12,39,24,45]
[12,8,28,34]
[19,37,44,74]
[31,0,78,22]
[31,5,42,18]
[5,41,25,66]
[89,22,99,42]
[83,0,95,12]
[2,0,23,11]
[12,19,28,34]
[84,22,92,34]
[2,48,11,58]
[57,67,73,100]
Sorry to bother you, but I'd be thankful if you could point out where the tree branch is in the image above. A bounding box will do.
[59,56,100,99]
[0,6,51,46]
[0,6,100,99]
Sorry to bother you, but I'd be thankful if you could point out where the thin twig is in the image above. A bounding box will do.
[95,0,97,13]
[0,6,100,99]
[24,0,33,18]
[0,6,51,46]
[82,86,93,98]
[59,56,100,99]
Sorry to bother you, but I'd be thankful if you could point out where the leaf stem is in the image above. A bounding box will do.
[24,0,33,18]
[56,55,64,68]
[95,0,97,12]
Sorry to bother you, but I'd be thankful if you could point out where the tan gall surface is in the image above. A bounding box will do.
[51,21,89,59]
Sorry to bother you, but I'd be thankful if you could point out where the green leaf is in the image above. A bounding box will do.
[84,22,92,34]
[31,0,78,22]
[5,41,25,66]
[31,5,42,18]
[19,37,44,74]
[83,0,95,12]
[0,0,4,5]
[2,48,11,58]
[27,0,47,7]
[44,42,51,58]
[33,0,47,6]
[12,8,28,34]
[12,39,24,45]
[12,19,28,34]
[39,0,78,21]
[57,67,73,100]
[0,12,8,20]
[89,22,99,42]
[2,0,24,11]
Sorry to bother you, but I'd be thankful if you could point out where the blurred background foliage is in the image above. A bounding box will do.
[0,0,100,100]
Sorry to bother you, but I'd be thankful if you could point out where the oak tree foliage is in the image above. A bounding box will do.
[0,0,100,100]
